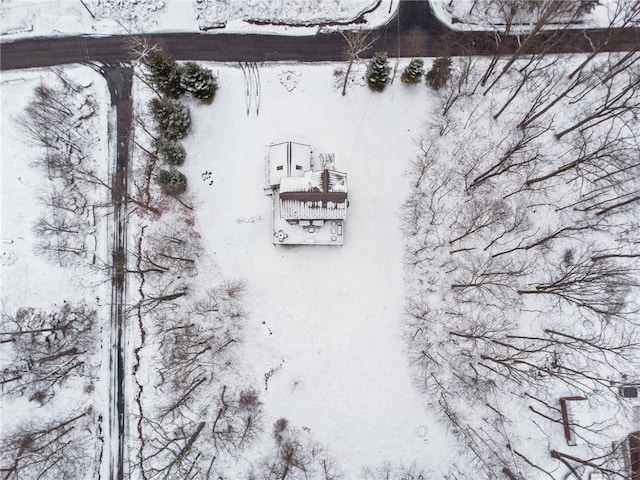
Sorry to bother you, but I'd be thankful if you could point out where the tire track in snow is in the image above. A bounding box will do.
[239,61,261,116]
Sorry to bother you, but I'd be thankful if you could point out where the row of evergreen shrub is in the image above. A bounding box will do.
[146,51,219,102]
[144,51,219,196]
[366,53,452,91]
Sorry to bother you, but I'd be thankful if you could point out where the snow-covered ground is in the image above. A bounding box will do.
[3,1,639,473]
[0,66,111,331]
[402,51,640,479]
[175,62,454,475]
[2,69,96,305]
[0,0,396,38]
[429,0,632,32]
[0,66,111,475]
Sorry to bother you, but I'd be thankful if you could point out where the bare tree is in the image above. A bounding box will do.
[476,0,519,87]
[141,385,263,479]
[156,286,246,392]
[468,122,549,189]
[483,0,585,92]
[517,66,597,130]
[450,255,531,310]
[554,68,640,140]
[516,249,636,318]
[438,55,479,116]
[0,409,99,480]
[525,124,635,188]
[130,218,204,315]
[18,71,108,266]
[361,461,429,480]
[551,446,628,479]
[135,285,262,479]
[135,223,200,278]
[401,38,640,478]
[567,2,640,80]
[18,73,97,174]
[209,386,263,454]
[33,209,91,266]
[129,108,163,216]
[252,418,342,480]
[492,55,563,120]
[0,303,98,405]
[340,30,378,96]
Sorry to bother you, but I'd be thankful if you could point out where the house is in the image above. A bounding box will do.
[265,141,348,246]
[557,394,640,479]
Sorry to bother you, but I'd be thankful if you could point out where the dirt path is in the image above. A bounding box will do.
[97,64,133,480]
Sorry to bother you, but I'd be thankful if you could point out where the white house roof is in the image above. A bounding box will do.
[327,170,347,192]
[268,141,311,186]
[280,199,347,220]
[267,141,348,245]
[278,169,347,221]
[280,174,316,193]
[280,170,347,194]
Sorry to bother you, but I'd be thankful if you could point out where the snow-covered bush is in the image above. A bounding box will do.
[180,61,219,103]
[425,57,452,90]
[157,168,187,195]
[156,137,186,166]
[401,59,424,84]
[85,0,165,24]
[143,51,219,103]
[193,0,379,30]
[149,97,191,141]
[366,51,390,91]
[144,50,184,98]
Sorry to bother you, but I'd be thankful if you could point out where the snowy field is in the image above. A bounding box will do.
[0,0,396,38]
[0,67,111,476]
[175,62,454,475]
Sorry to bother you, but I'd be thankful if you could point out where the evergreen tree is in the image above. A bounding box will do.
[144,50,185,98]
[180,62,219,103]
[366,52,391,92]
[401,58,425,84]
[156,138,186,166]
[149,97,192,141]
[425,57,453,91]
[157,168,188,195]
